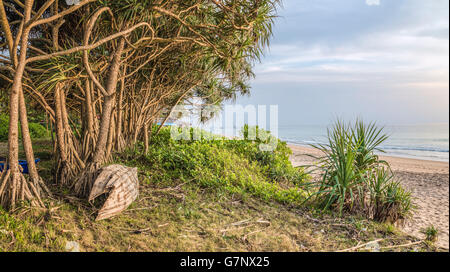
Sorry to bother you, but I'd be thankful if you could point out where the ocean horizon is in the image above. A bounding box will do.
[278,123,449,162]
[179,120,449,162]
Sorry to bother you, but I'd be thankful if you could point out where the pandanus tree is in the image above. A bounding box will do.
[0,0,152,207]
[0,0,280,208]
[0,0,95,209]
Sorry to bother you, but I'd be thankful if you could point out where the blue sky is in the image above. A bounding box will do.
[234,0,449,126]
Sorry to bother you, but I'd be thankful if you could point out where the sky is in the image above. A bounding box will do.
[233,0,449,126]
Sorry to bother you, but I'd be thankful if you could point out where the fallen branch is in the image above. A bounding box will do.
[230,219,251,227]
[243,229,264,241]
[338,239,385,252]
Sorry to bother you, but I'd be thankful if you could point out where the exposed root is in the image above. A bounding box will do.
[55,160,74,187]
[72,162,101,198]
[55,143,85,187]
[81,132,97,162]
[31,176,52,198]
[0,169,45,210]
[114,134,126,154]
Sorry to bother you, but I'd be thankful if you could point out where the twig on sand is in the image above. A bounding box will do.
[221,218,271,235]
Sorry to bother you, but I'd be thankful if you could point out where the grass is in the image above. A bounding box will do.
[0,181,437,252]
[423,226,439,243]
[0,130,441,252]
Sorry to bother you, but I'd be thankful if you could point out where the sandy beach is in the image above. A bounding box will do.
[289,144,450,250]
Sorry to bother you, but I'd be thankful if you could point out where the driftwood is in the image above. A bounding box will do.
[89,165,139,221]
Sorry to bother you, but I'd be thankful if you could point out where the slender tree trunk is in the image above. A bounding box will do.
[81,79,97,161]
[105,113,115,160]
[54,85,85,186]
[0,0,44,209]
[91,95,115,164]
[91,39,125,165]
[144,123,149,154]
[19,88,50,195]
[74,38,125,197]
[115,77,125,152]
[54,85,70,185]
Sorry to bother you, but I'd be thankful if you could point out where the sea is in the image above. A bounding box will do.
[278,123,449,162]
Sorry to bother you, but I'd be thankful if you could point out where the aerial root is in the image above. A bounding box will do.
[55,160,73,187]
[0,169,45,210]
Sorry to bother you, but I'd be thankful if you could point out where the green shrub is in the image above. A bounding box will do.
[310,121,364,213]
[311,120,412,223]
[226,125,306,185]
[423,225,438,243]
[369,168,412,223]
[0,114,8,141]
[28,122,49,139]
[119,126,309,206]
[0,114,48,141]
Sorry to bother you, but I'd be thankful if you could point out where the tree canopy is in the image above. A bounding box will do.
[0,0,280,210]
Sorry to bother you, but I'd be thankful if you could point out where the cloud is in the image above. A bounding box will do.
[255,29,449,86]
[366,0,380,6]
[252,0,449,89]
[239,0,450,125]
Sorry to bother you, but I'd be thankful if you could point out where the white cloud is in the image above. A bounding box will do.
[366,0,380,6]
[254,14,449,89]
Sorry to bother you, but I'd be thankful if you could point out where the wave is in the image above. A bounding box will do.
[381,145,449,153]
[282,139,449,153]
[282,138,326,146]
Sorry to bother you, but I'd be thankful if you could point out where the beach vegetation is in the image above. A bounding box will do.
[424,226,438,243]
[0,1,440,253]
[310,120,413,223]
[117,126,309,206]
[0,0,280,209]
[0,139,434,252]
[0,113,49,141]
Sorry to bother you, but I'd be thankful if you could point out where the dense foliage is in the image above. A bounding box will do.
[0,114,48,141]
[118,126,309,205]
[0,0,281,209]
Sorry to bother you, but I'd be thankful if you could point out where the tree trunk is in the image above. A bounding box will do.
[54,85,70,186]
[144,123,149,155]
[91,39,125,165]
[81,79,97,161]
[0,0,44,209]
[105,112,115,160]
[74,38,125,197]
[115,77,125,152]
[54,85,84,186]
[19,88,50,196]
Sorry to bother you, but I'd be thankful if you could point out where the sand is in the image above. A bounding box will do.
[289,144,449,250]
